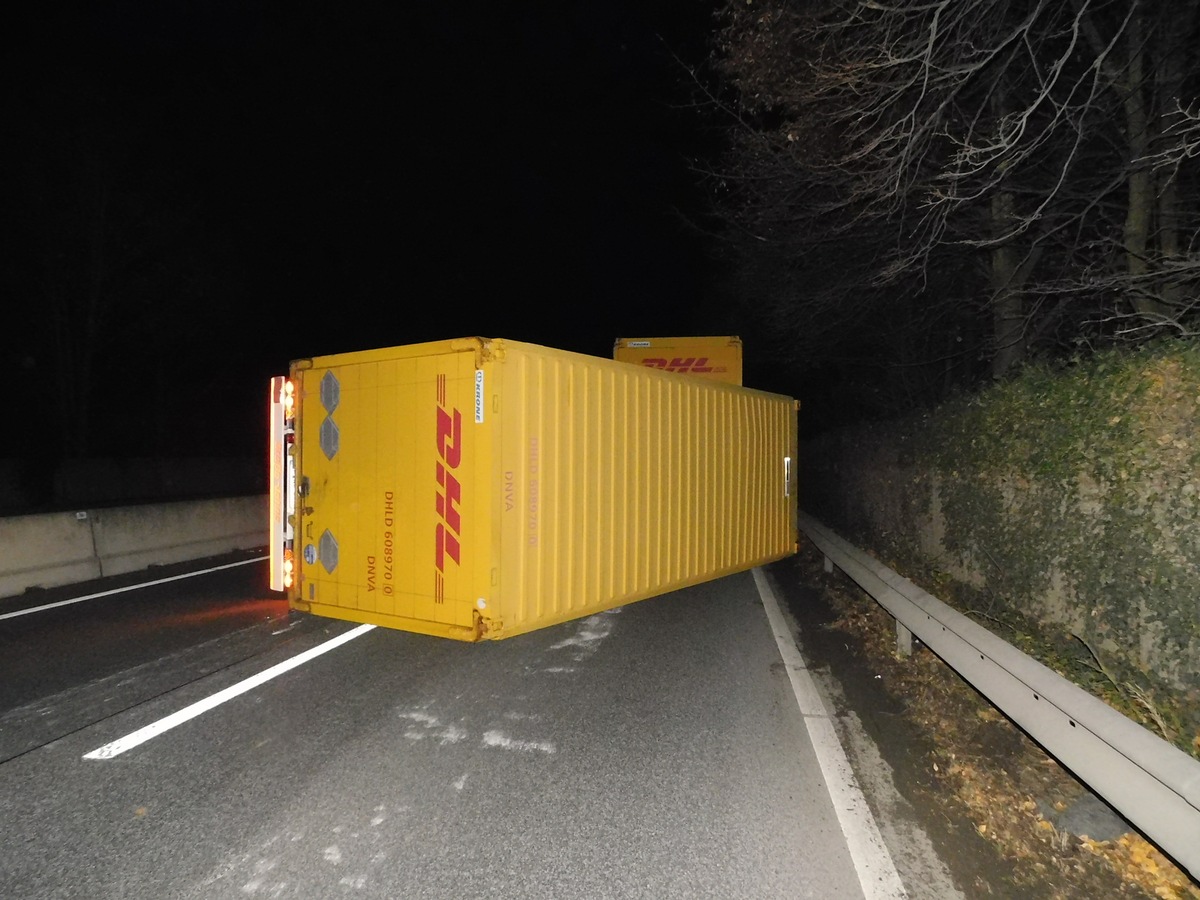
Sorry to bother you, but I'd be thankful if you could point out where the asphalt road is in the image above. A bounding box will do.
[0,555,959,899]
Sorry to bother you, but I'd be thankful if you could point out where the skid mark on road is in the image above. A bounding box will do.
[197,829,301,896]
[2,616,312,765]
[547,609,620,661]
[397,709,468,745]
[239,856,282,897]
[395,700,558,761]
[527,607,622,675]
[481,729,556,755]
[201,806,406,898]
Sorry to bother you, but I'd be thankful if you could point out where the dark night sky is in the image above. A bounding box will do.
[4,2,732,467]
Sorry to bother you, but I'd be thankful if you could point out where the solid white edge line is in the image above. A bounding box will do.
[752,567,908,900]
[83,623,376,760]
[0,557,267,621]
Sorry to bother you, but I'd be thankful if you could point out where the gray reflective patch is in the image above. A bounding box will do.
[319,530,338,573]
[320,370,340,413]
[320,416,339,459]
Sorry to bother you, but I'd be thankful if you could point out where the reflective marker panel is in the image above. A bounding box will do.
[278,338,797,641]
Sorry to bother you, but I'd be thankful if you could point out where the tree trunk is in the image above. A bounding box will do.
[1121,8,1170,321]
[990,188,1024,378]
[1153,3,1196,314]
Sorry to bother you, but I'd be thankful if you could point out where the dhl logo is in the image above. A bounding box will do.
[640,357,716,374]
[434,374,462,604]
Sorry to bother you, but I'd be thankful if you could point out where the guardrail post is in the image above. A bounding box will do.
[896,620,913,658]
[823,555,833,574]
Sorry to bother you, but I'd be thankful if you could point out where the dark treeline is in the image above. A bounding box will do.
[701,0,1200,426]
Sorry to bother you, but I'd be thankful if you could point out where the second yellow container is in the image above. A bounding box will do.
[613,335,744,385]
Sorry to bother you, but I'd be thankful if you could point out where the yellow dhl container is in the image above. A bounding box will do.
[270,337,796,641]
[613,335,743,385]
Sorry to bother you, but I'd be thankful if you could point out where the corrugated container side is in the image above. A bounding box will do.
[491,340,794,639]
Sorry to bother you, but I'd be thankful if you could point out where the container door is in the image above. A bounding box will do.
[291,347,485,640]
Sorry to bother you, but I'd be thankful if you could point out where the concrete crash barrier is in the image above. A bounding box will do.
[0,512,102,598]
[0,495,267,599]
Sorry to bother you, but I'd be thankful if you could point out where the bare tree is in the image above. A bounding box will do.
[712,0,1200,382]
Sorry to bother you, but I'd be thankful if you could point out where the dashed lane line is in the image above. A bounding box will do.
[83,623,376,760]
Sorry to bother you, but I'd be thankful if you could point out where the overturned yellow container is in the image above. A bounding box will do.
[270,337,796,641]
[613,335,743,385]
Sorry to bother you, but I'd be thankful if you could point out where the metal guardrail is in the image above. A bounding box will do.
[799,512,1200,881]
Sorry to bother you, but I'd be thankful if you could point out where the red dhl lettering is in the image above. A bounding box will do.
[435,461,461,559]
[434,374,463,604]
[640,357,715,374]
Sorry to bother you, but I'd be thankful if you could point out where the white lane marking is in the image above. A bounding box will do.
[0,556,266,621]
[752,567,908,900]
[83,623,376,760]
